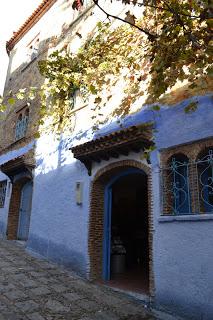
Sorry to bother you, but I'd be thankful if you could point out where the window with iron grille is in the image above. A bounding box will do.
[0,181,7,208]
[15,108,29,141]
[162,154,191,215]
[161,148,213,215]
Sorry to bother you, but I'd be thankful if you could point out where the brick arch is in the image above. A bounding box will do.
[195,145,213,161]
[7,177,32,240]
[163,151,191,165]
[166,152,190,165]
[88,159,154,296]
[93,160,150,182]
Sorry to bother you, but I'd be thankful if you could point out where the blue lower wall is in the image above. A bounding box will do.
[27,234,88,276]
[154,218,213,319]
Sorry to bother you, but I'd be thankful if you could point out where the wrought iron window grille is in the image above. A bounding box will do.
[161,150,213,215]
[15,107,29,141]
[15,113,29,141]
[196,149,213,213]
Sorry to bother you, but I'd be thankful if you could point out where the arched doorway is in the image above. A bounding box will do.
[89,160,153,295]
[7,178,33,241]
[104,169,149,292]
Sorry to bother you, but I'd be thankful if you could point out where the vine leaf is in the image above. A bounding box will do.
[125,11,136,25]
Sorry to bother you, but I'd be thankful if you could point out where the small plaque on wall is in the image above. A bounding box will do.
[76,182,83,205]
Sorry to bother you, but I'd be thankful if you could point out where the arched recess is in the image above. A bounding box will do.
[7,177,33,240]
[88,159,154,296]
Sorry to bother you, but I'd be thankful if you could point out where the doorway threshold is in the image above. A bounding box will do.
[98,283,184,320]
[100,281,150,305]
[12,240,26,247]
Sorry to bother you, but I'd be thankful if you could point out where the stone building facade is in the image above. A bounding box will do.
[0,1,213,319]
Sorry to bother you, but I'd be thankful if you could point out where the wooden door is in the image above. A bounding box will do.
[17,181,33,240]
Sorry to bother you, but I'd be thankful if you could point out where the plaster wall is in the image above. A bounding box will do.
[27,133,92,276]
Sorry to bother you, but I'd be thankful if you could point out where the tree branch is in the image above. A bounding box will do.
[93,0,157,41]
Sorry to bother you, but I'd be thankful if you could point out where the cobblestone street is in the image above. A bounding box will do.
[0,240,164,320]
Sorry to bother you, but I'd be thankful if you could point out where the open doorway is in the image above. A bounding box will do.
[106,171,149,293]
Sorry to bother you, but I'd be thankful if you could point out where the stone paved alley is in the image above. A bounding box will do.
[0,240,179,320]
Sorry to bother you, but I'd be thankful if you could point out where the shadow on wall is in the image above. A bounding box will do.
[25,152,90,277]
[0,221,7,239]
[27,234,88,277]
[156,287,213,320]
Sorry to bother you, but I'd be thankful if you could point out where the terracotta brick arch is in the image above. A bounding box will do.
[88,159,155,296]
[7,177,32,240]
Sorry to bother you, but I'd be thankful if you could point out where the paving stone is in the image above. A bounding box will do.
[113,303,150,318]
[0,312,27,320]
[30,271,48,278]
[93,293,125,308]
[93,310,120,320]
[0,283,16,293]
[0,261,11,267]
[26,312,46,320]
[0,276,8,282]
[61,306,87,319]
[44,299,70,313]
[3,267,19,273]
[29,286,51,296]
[76,299,103,312]
[37,277,55,285]
[15,300,39,312]
[10,274,28,281]
[19,278,38,288]
[50,284,68,293]
[19,266,35,272]
[4,289,28,301]
[46,269,63,276]
[63,292,83,302]
[53,274,77,283]
[0,301,10,312]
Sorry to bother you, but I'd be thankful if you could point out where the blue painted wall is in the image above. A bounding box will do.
[28,154,91,277]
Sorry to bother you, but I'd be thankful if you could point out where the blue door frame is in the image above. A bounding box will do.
[102,168,146,281]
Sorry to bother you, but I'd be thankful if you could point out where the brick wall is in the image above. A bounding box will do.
[0,61,43,154]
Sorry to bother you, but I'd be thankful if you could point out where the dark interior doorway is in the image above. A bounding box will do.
[109,172,149,293]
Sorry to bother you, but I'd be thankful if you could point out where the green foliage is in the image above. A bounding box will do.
[184,101,198,113]
[1,0,212,134]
